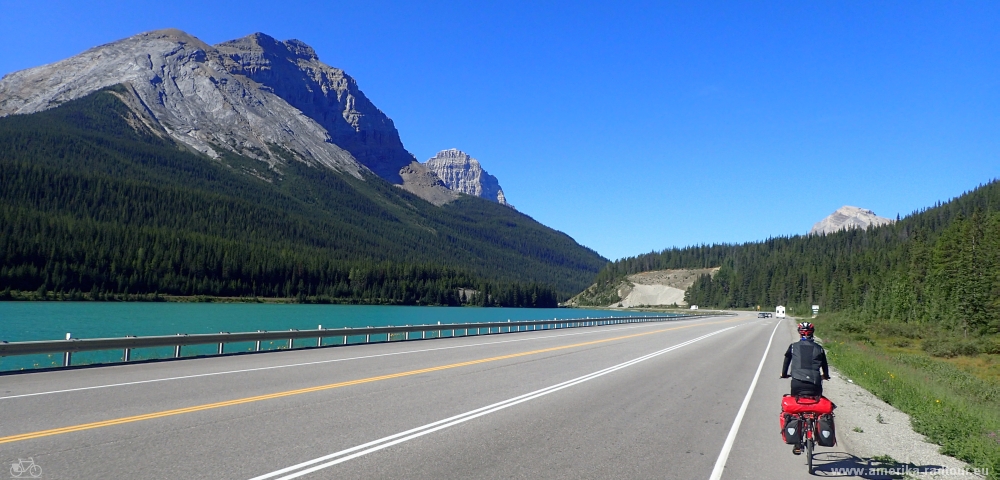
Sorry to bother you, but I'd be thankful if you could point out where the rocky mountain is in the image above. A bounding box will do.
[214,33,416,183]
[0,29,609,300]
[0,30,358,176]
[0,29,453,202]
[810,205,894,235]
[425,149,508,206]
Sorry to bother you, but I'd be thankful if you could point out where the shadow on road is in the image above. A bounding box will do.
[810,452,944,478]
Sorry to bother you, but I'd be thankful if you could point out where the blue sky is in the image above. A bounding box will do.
[2,1,998,261]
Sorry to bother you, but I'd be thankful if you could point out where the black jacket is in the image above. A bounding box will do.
[782,338,829,385]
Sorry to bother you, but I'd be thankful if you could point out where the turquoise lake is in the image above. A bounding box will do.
[0,302,652,371]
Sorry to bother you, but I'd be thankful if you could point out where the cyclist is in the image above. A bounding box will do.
[780,322,830,454]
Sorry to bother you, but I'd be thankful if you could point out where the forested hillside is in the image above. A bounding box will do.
[585,180,1000,337]
[0,87,605,305]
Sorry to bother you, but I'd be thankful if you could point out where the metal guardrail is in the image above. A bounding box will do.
[0,314,720,368]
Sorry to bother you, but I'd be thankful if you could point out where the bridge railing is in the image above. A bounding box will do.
[0,313,726,369]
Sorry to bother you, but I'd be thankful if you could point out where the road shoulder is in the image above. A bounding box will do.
[807,315,987,479]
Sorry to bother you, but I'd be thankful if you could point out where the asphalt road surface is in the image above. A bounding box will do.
[1,312,850,479]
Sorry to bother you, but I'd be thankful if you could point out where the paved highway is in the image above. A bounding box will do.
[0,312,848,479]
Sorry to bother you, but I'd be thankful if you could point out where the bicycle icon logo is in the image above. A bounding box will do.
[9,458,42,478]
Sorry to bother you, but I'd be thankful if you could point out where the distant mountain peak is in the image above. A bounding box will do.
[425,149,509,206]
[810,205,894,235]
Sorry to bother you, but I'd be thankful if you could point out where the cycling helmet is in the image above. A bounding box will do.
[797,322,815,337]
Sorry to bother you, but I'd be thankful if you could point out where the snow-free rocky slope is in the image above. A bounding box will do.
[425,149,509,206]
[810,205,894,235]
[0,28,455,202]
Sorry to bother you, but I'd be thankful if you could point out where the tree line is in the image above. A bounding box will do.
[591,180,1000,337]
[0,86,588,305]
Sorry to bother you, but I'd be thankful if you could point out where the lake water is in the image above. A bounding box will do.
[0,302,653,372]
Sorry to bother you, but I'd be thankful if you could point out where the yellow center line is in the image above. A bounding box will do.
[0,317,745,444]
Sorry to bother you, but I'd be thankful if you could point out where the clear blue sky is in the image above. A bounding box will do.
[2,1,998,261]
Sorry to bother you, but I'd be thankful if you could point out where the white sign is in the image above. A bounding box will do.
[812,305,820,315]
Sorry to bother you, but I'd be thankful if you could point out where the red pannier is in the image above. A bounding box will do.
[781,394,834,415]
[779,413,802,444]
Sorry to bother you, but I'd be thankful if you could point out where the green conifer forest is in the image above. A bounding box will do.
[587,180,1000,340]
[0,87,606,306]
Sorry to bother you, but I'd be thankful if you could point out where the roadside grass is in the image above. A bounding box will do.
[815,314,1000,479]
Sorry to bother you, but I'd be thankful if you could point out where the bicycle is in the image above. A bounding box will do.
[780,394,836,475]
[10,457,42,478]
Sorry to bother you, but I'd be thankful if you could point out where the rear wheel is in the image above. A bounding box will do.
[806,438,814,474]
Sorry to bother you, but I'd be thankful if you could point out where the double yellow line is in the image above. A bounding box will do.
[0,317,742,444]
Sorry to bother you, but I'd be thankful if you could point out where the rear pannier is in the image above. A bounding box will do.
[817,413,837,447]
[780,413,802,444]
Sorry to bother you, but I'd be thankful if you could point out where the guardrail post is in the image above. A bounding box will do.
[174,334,184,358]
[218,332,227,355]
[255,330,264,352]
[122,335,136,362]
[366,327,371,343]
[288,329,297,349]
[63,333,73,366]
[317,325,323,347]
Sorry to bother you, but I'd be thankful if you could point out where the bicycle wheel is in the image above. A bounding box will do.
[807,438,814,474]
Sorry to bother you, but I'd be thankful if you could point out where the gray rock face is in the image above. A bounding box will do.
[810,205,894,235]
[0,29,362,177]
[214,33,415,183]
[397,161,460,206]
[424,149,508,205]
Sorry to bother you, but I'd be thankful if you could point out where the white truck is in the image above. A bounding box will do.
[775,305,786,318]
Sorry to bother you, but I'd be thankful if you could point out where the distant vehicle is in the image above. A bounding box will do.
[776,305,786,318]
[690,305,699,310]
[757,312,767,318]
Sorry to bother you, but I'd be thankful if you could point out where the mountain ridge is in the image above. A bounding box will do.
[214,32,416,183]
[0,30,607,301]
[0,29,364,177]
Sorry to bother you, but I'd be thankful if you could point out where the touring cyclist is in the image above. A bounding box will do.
[780,322,831,454]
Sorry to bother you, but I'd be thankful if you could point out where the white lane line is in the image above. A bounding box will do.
[249,324,744,480]
[708,319,783,480]
[0,319,710,401]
